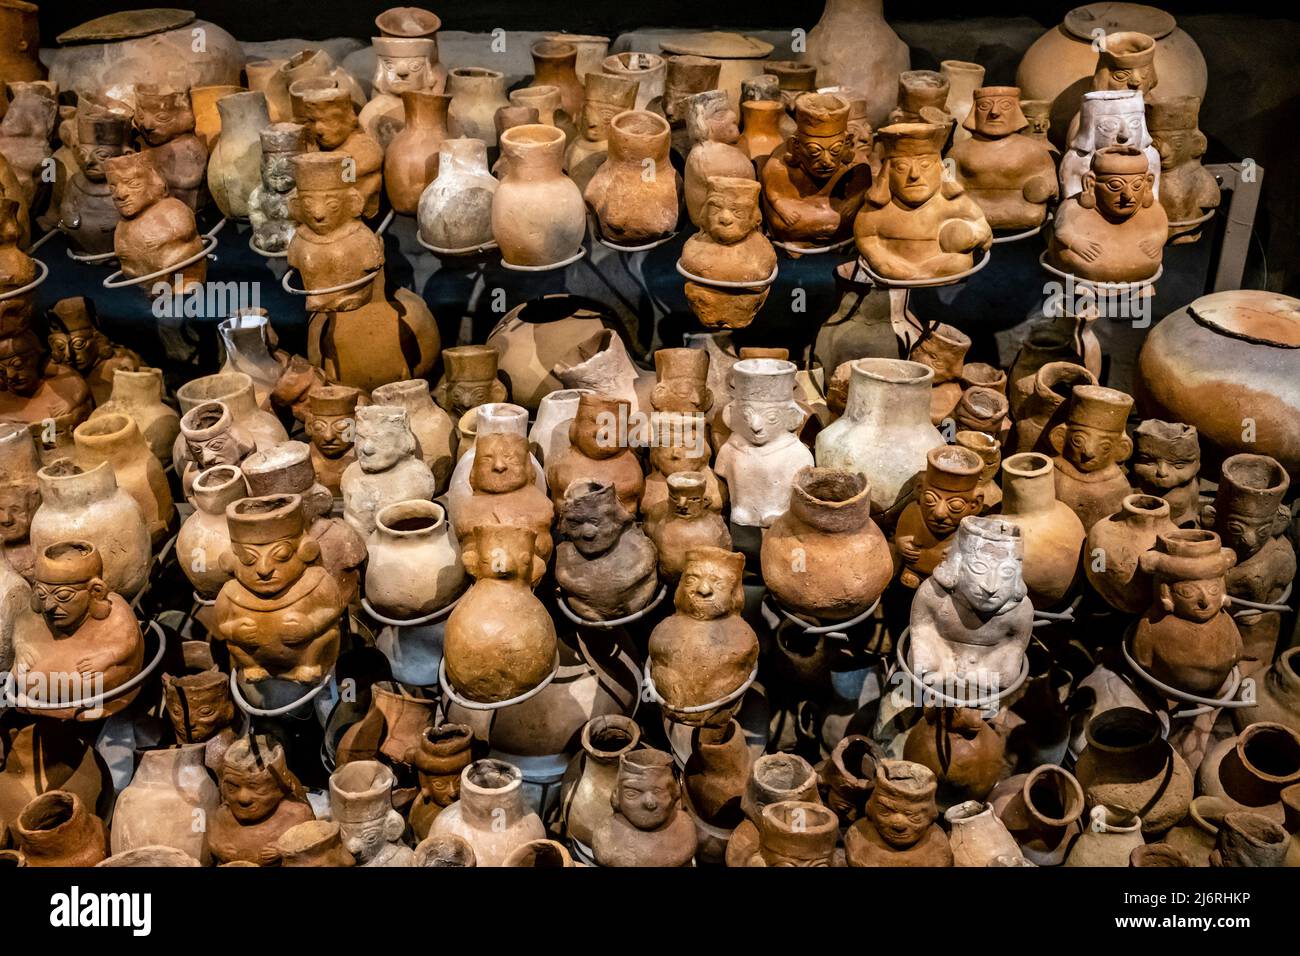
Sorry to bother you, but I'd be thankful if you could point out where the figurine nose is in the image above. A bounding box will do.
[696,581,713,597]
[1115,127,1130,144]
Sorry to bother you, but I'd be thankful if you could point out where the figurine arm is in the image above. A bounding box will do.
[1049,203,1104,263]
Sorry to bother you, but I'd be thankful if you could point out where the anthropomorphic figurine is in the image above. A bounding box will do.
[162,669,238,776]
[895,445,985,588]
[0,195,34,308]
[1132,420,1200,528]
[178,400,256,498]
[1133,529,1243,697]
[1059,90,1160,201]
[1048,384,1135,532]
[1020,99,1058,153]
[329,761,414,867]
[286,152,384,313]
[407,723,473,840]
[947,86,1057,231]
[248,122,312,255]
[46,297,141,405]
[133,85,207,210]
[761,92,871,248]
[650,348,714,419]
[57,100,131,256]
[592,749,698,867]
[845,760,953,867]
[305,384,361,496]
[648,547,758,726]
[1146,96,1219,244]
[12,540,144,720]
[744,800,839,867]
[714,358,812,530]
[647,471,732,581]
[683,90,755,227]
[909,322,970,426]
[854,122,992,281]
[296,85,384,218]
[908,516,1035,693]
[359,36,443,148]
[0,81,56,205]
[0,330,94,450]
[451,431,554,580]
[681,176,776,330]
[434,345,508,421]
[641,412,725,527]
[103,151,206,291]
[547,392,643,517]
[215,493,346,683]
[208,735,314,866]
[0,422,40,581]
[566,71,639,194]
[1049,146,1167,284]
[341,405,437,537]
[555,479,658,621]
[1203,454,1296,672]
[1064,30,1159,151]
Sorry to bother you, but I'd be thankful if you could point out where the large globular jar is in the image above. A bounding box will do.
[800,0,910,129]
[1135,291,1300,482]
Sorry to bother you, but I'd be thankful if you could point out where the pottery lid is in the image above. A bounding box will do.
[659,32,774,60]
[1186,290,1300,349]
[57,8,195,44]
[1063,3,1175,42]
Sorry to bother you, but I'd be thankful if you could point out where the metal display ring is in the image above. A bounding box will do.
[991,215,1050,245]
[102,235,219,289]
[414,232,499,257]
[1037,251,1163,294]
[766,592,882,635]
[66,246,120,264]
[643,660,758,715]
[675,259,779,290]
[361,593,462,628]
[438,651,560,711]
[594,230,678,253]
[248,234,290,258]
[229,668,334,717]
[855,247,991,289]
[770,235,855,256]
[553,585,668,630]
[1121,635,1252,710]
[2,620,167,712]
[499,246,587,272]
[0,258,48,301]
[281,265,381,296]
[892,628,1030,710]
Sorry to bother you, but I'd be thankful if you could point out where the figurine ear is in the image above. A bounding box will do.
[1271,505,1292,538]
[962,109,978,133]
[88,578,111,615]
[1115,433,1133,463]
[384,809,405,841]
[721,402,733,430]
[345,188,365,220]
[650,382,670,408]
[866,172,891,206]
[287,194,302,221]
[297,536,321,563]
[1141,174,1155,207]
[218,551,237,574]
[1047,422,1068,454]
[530,554,547,588]
[784,405,804,431]
[1157,581,1174,613]
[1192,131,1208,158]
[1078,174,1097,209]
[1200,503,1217,528]
[609,784,621,812]
[461,547,480,578]
[29,589,42,613]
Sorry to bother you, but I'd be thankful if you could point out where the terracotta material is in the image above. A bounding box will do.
[956,430,1002,511]
[72,413,173,545]
[561,715,642,852]
[1132,420,1200,527]
[0,0,41,85]
[548,33,610,81]
[429,759,546,866]
[13,540,144,720]
[452,431,553,578]
[846,760,952,867]
[361,36,443,148]
[15,791,106,867]
[648,547,757,724]
[30,459,150,599]
[447,67,509,145]
[683,90,755,228]
[132,84,206,209]
[909,323,971,426]
[1075,706,1194,834]
[371,379,455,493]
[178,400,255,497]
[1236,648,1300,736]
[895,446,985,588]
[642,413,725,526]
[1065,806,1144,866]
[207,91,272,220]
[1210,812,1290,868]
[492,124,585,268]
[601,51,666,114]
[991,765,1086,866]
[246,121,310,253]
[380,89,449,215]
[482,299,610,411]
[1147,95,1218,243]
[593,749,697,867]
[190,84,242,150]
[1130,843,1190,867]
[681,719,750,862]
[740,800,836,867]
[103,151,206,292]
[413,834,476,867]
[1010,361,1097,455]
[217,310,286,407]
[0,421,39,580]
[58,99,130,256]
[1197,722,1300,822]
[1047,384,1135,532]
[816,358,944,519]
[366,499,463,621]
[111,744,220,864]
[409,723,474,840]
[1133,529,1242,697]
[444,525,558,703]
[0,332,93,462]
[208,735,312,866]
[547,393,642,518]
[417,136,498,252]
[162,667,237,774]
[800,0,908,127]
[565,72,637,194]
[84,371,173,469]
[648,471,732,581]
[738,99,784,170]
[1084,493,1176,613]
[329,761,412,867]
[681,176,776,330]
[334,680,437,768]
[665,55,721,157]
[761,92,870,248]
[855,122,993,280]
[304,385,359,496]
[903,707,1005,809]
[1060,89,1161,199]
[434,345,508,422]
[584,110,676,245]
[175,371,289,465]
[945,799,1024,867]
[0,81,54,205]
[556,480,657,622]
[528,40,583,122]
[341,405,437,537]
[273,819,357,867]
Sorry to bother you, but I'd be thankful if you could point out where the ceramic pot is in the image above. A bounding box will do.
[109,745,219,865]
[903,708,1005,810]
[429,759,546,866]
[547,33,610,81]
[484,297,609,411]
[998,452,1086,608]
[1085,493,1178,614]
[0,720,107,847]
[217,311,282,409]
[529,388,590,466]
[176,465,246,598]
[602,52,667,113]
[815,358,944,519]
[88,368,180,464]
[1075,706,1193,834]
[335,681,438,769]
[447,67,509,145]
[370,379,456,493]
[492,124,586,268]
[1064,806,1145,867]
[945,800,1024,867]
[1235,647,1300,736]
[174,371,288,472]
[1211,812,1290,867]
[190,84,243,150]
[561,714,641,856]
[725,753,822,867]
[0,0,41,85]
[365,499,464,619]
[417,137,497,252]
[15,790,106,867]
[384,90,450,215]
[738,100,784,168]
[30,459,150,598]
[990,765,1086,866]
[274,820,356,867]
[584,110,676,245]
[207,91,271,220]
[1197,722,1300,823]
[72,414,173,546]
[760,467,892,620]
[941,60,984,142]
[529,40,583,120]
[1009,361,1097,454]
[409,723,474,840]
[660,32,774,111]
[800,0,909,127]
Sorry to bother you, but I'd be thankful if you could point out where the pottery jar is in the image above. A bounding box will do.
[1064,806,1145,866]
[190,84,243,150]
[561,714,642,856]
[1235,647,1300,735]
[660,32,774,112]
[1197,722,1300,823]
[413,833,476,867]
[501,839,575,867]
[998,452,1086,609]
[738,99,785,169]
[903,707,1006,810]
[446,403,547,520]
[174,371,289,472]
[371,379,456,493]
[177,465,246,599]
[1009,361,1097,454]
[447,68,509,145]
[1162,795,1228,867]
[0,0,40,85]
[1075,706,1193,834]
[945,800,1025,867]
[744,800,838,867]
[800,0,909,127]
[207,91,272,220]
[760,467,893,620]
[1129,843,1191,867]
[87,368,179,464]
[30,459,151,598]
[274,820,356,867]
[384,90,450,215]
[955,430,1002,511]
[217,311,282,410]
[409,723,475,840]
[335,681,439,769]
[680,720,752,865]
[815,358,944,520]
[72,413,173,546]
[547,33,610,81]
[1211,812,1290,868]
[602,52,667,114]
[529,388,591,466]
[483,296,609,411]
[941,60,985,143]
[109,744,220,864]
[1085,493,1178,614]
[14,790,106,867]
[417,137,498,253]
[0,721,107,846]
[725,752,822,867]
[510,85,565,135]
[991,764,1086,866]
[365,499,464,619]
[529,40,583,120]
[492,124,586,268]
[813,262,901,385]
[584,110,677,245]
[429,759,546,866]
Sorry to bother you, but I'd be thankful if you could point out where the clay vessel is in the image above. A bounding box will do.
[845,759,952,867]
[903,708,1005,810]
[893,445,985,588]
[944,800,1024,867]
[546,393,643,517]
[1064,806,1144,866]
[648,471,732,581]
[1129,843,1190,867]
[384,90,450,215]
[561,714,642,856]
[110,744,220,864]
[1131,419,1200,528]
[584,110,676,245]
[174,371,288,472]
[408,723,474,840]
[413,833,476,867]
[1010,361,1097,454]
[593,749,698,867]
[371,379,456,493]
[14,791,106,867]
[0,0,41,85]
[176,465,247,599]
[429,759,546,866]
[365,499,464,619]
[990,764,1085,866]
[1085,493,1177,613]
[1197,722,1300,823]
[88,368,179,464]
[682,720,751,863]
[555,479,658,622]
[483,296,609,411]
[207,91,272,220]
[1210,812,1290,868]
[72,413,173,545]
[801,0,909,127]
[739,99,785,169]
[998,452,1086,608]
[492,124,585,267]
[417,137,498,253]
[682,90,754,228]
[341,404,438,537]
[529,388,590,466]
[680,176,776,331]
[1074,706,1193,834]
[273,820,356,867]
[529,40,584,121]
[602,51,666,114]
[447,67,509,145]
[1235,647,1300,736]
[209,735,313,865]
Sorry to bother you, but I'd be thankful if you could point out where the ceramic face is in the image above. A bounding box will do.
[677,557,739,620]
[869,790,930,849]
[763,847,830,867]
[1218,510,1274,560]
[1089,170,1152,221]
[0,344,41,395]
[1024,109,1050,138]
[955,547,1021,615]
[342,815,391,859]
[1064,423,1125,472]
[187,428,243,470]
[423,773,460,807]
[572,404,616,458]
[1099,63,1155,95]
[919,484,981,538]
[730,399,793,447]
[706,103,740,143]
[74,138,126,180]
[972,93,1020,137]
[1090,108,1146,150]
[580,100,621,141]
[33,576,96,634]
[221,765,282,823]
[105,164,165,218]
[356,421,407,473]
[887,153,942,207]
[377,55,430,94]
[308,413,354,459]
[471,434,528,494]
[1151,127,1198,170]
[703,189,755,244]
[561,494,624,557]
[0,486,36,543]
[650,442,707,477]
[262,151,298,193]
[1133,435,1198,491]
[1163,577,1225,623]
[792,131,850,180]
[164,682,233,742]
[669,483,707,518]
[618,766,677,830]
[136,98,192,146]
[303,101,354,151]
[229,535,310,597]
[448,381,493,416]
[47,329,103,375]
[294,186,357,235]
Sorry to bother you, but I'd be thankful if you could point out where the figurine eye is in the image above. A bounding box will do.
[237,547,257,566]
[968,561,988,574]
[1113,71,1130,81]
